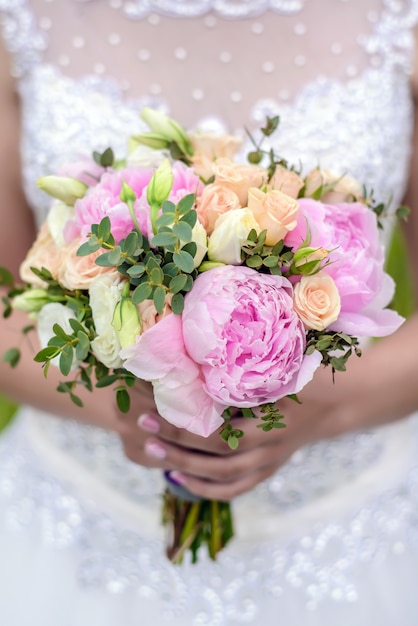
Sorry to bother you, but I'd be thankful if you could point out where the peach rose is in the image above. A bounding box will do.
[137,294,173,333]
[20,222,63,287]
[269,165,304,199]
[293,272,341,331]
[247,187,299,245]
[196,184,241,234]
[189,132,242,181]
[58,238,119,290]
[212,158,266,206]
[304,168,364,203]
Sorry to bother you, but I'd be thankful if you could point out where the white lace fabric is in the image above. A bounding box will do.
[1,0,418,618]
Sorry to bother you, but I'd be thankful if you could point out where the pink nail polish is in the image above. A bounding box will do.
[145,440,166,459]
[168,471,187,486]
[138,414,160,433]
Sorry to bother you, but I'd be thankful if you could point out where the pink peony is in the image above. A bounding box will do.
[182,266,321,407]
[284,199,404,337]
[120,313,225,437]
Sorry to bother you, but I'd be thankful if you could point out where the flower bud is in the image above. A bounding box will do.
[140,108,193,156]
[291,246,330,275]
[113,297,142,349]
[147,159,174,234]
[189,220,208,268]
[12,288,50,314]
[37,176,88,206]
[208,208,260,265]
[129,132,170,152]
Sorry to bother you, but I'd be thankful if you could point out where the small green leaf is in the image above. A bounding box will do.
[246,255,263,269]
[70,393,83,408]
[179,210,197,228]
[116,388,130,413]
[93,147,114,167]
[34,346,60,362]
[173,250,195,273]
[95,374,119,388]
[228,435,239,450]
[75,331,90,361]
[171,292,184,314]
[3,347,20,367]
[173,221,192,243]
[176,194,196,214]
[59,345,74,376]
[153,285,166,313]
[52,323,73,342]
[182,242,197,258]
[162,201,176,214]
[151,232,178,247]
[127,264,145,278]
[77,240,102,256]
[98,217,111,240]
[396,205,410,220]
[262,255,279,267]
[121,231,139,256]
[0,267,14,286]
[132,282,152,304]
[96,247,122,266]
[156,212,176,227]
[69,319,86,334]
[169,273,188,294]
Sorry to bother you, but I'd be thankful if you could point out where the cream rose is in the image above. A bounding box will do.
[189,132,242,180]
[208,208,260,265]
[269,165,304,199]
[58,238,119,291]
[212,158,266,206]
[293,272,341,331]
[90,275,126,368]
[196,184,241,234]
[20,222,63,287]
[304,168,364,203]
[247,187,299,245]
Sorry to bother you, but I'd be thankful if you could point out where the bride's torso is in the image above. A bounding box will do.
[1,0,418,605]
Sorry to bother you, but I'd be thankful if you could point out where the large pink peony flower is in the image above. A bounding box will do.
[285,198,404,337]
[182,265,321,407]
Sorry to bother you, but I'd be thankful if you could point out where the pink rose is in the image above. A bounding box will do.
[182,266,322,407]
[285,199,404,337]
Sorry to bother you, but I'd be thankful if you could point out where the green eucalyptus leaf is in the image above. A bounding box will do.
[173,250,195,273]
[116,388,130,413]
[132,282,152,304]
[150,266,164,284]
[153,285,166,313]
[34,346,60,362]
[179,210,197,228]
[127,263,145,278]
[52,323,73,342]
[156,212,176,227]
[95,374,119,388]
[3,347,20,367]
[176,193,196,215]
[169,273,188,294]
[228,435,239,450]
[59,345,74,376]
[70,393,84,408]
[246,255,263,269]
[263,255,279,267]
[173,221,192,243]
[122,231,140,256]
[98,216,111,240]
[0,267,14,286]
[162,201,176,214]
[151,232,178,247]
[171,292,184,314]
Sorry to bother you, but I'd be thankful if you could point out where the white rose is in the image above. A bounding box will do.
[208,208,260,265]
[37,302,81,370]
[89,275,126,368]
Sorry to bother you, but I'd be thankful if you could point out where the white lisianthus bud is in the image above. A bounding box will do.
[189,220,208,268]
[113,296,142,349]
[129,132,170,152]
[37,176,88,206]
[12,288,50,314]
[89,275,126,368]
[208,208,260,265]
[140,108,193,156]
[47,200,75,248]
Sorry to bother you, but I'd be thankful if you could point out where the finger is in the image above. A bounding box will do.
[142,436,282,482]
[169,464,279,501]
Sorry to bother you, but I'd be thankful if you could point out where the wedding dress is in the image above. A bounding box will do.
[1,1,418,624]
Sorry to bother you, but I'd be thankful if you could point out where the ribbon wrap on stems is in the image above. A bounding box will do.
[163,471,234,564]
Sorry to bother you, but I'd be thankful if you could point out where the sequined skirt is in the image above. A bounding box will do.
[1,408,418,626]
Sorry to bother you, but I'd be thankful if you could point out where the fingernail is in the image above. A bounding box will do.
[168,471,187,486]
[145,440,166,459]
[138,414,160,434]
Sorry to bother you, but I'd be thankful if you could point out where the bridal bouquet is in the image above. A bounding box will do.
[1,109,404,563]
